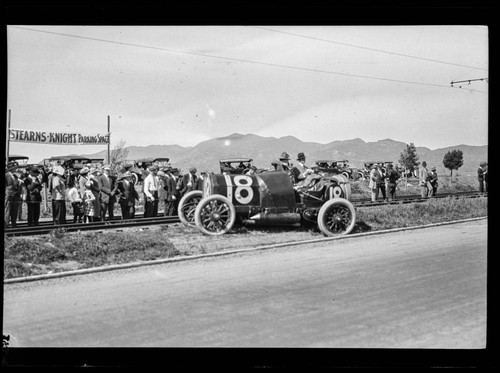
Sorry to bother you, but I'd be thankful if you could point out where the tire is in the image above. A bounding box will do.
[342,171,350,180]
[194,194,236,236]
[178,190,203,226]
[317,198,356,236]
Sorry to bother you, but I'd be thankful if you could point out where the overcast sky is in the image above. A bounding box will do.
[6,25,488,162]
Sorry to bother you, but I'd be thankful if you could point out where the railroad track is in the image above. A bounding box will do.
[5,191,486,237]
[351,190,487,207]
[5,215,180,237]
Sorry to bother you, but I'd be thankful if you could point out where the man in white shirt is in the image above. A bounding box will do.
[143,165,159,217]
[418,161,429,198]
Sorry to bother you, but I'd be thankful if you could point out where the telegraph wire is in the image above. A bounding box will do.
[9,26,487,94]
[252,26,489,72]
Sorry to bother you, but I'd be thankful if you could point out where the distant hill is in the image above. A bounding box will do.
[79,133,488,175]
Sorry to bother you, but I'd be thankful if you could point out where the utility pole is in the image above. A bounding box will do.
[107,115,111,165]
[6,109,11,163]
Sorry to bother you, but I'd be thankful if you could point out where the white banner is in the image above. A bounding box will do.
[9,128,110,145]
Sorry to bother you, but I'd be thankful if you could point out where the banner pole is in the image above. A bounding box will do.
[6,109,11,163]
[107,115,110,165]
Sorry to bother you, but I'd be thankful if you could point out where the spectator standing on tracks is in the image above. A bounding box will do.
[368,164,381,202]
[478,162,487,193]
[377,165,387,202]
[418,161,429,198]
[78,167,89,196]
[83,182,97,223]
[97,165,113,221]
[24,166,43,226]
[143,165,159,217]
[67,179,84,223]
[86,168,102,221]
[157,170,169,216]
[165,168,181,216]
[178,167,199,197]
[116,171,139,219]
[17,170,27,221]
[51,165,67,225]
[428,167,438,197]
[385,163,399,201]
[5,162,21,228]
[108,173,118,220]
[484,163,488,192]
[292,152,314,185]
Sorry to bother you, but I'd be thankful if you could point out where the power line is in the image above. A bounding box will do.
[9,26,487,94]
[252,26,489,72]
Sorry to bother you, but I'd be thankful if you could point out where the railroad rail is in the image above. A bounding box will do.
[5,191,486,237]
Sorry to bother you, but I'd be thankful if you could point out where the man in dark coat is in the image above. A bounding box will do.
[116,171,139,219]
[24,166,43,226]
[164,167,181,216]
[5,161,21,228]
[97,165,113,220]
[178,167,199,197]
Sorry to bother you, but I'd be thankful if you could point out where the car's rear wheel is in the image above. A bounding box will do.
[178,190,202,226]
[194,194,236,236]
[317,198,356,236]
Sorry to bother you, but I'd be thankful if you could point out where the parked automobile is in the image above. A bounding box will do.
[315,159,358,180]
[219,158,255,175]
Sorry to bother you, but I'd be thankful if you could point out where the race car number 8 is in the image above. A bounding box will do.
[233,175,253,204]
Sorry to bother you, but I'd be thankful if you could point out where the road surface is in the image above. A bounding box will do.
[3,219,487,348]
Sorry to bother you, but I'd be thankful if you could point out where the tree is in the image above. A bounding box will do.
[110,140,129,175]
[442,149,464,179]
[399,143,420,176]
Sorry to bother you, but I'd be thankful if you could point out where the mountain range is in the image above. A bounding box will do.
[76,133,487,175]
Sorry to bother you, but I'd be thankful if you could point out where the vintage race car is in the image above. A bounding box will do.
[178,170,356,237]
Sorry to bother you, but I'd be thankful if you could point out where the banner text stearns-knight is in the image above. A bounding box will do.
[9,128,110,145]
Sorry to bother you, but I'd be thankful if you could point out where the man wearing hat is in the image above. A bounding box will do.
[292,152,313,185]
[86,168,102,221]
[5,161,21,228]
[165,168,181,216]
[428,166,438,197]
[97,165,114,220]
[143,165,159,217]
[385,163,400,201]
[51,165,67,225]
[368,164,382,202]
[477,162,487,193]
[115,171,139,219]
[418,161,429,198]
[24,166,43,226]
[178,167,199,197]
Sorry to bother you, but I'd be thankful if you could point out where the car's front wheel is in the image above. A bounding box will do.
[178,190,202,226]
[194,194,236,236]
[317,198,356,236]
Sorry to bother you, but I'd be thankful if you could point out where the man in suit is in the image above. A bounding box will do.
[292,152,313,185]
[97,165,113,221]
[24,166,43,226]
[368,164,381,202]
[5,161,21,228]
[116,171,139,219]
[164,167,181,216]
[178,167,199,197]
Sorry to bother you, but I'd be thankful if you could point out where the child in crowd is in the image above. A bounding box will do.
[83,182,96,223]
[67,180,84,223]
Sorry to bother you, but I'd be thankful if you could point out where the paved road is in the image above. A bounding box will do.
[3,219,487,348]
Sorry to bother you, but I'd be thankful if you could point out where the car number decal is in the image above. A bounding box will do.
[233,175,254,204]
